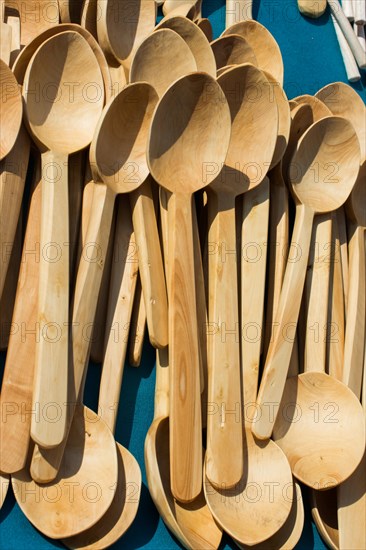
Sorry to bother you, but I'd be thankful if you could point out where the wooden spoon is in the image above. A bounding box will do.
[128,275,146,367]
[0,59,22,161]
[0,124,30,299]
[254,116,364,489]
[163,0,201,19]
[298,0,326,18]
[62,199,141,549]
[97,0,156,77]
[265,72,291,170]
[23,30,105,449]
[148,72,231,502]
[156,15,216,76]
[130,28,197,97]
[222,20,284,85]
[0,154,41,475]
[12,22,112,101]
[204,64,278,491]
[210,34,257,69]
[4,0,59,47]
[315,82,365,166]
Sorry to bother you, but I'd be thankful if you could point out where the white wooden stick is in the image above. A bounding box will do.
[353,0,366,25]
[354,22,366,52]
[342,0,355,20]
[328,0,366,68]
[225,0,252,28]
[331,14,361,81]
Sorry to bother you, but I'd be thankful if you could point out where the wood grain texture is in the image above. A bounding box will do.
[156,15,216,76]
[0,156,41,473]
[148,72,231,502]
[0,124,30,298]
[222,20,284,84]
[129,176,168,349]
[0,59,22,160]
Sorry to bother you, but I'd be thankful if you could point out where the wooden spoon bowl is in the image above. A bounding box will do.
[130,28,197,98]
[12,406,118,539]
[210,34,257,69]
[0,59,22,160]
[156,15,216,76]
[12,23,112,100]
[222,20,284,85]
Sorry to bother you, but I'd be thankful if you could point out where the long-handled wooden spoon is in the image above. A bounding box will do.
[148,72,231,502]
[62,199,141,549]
[28,81,159,484]
[254,116,365,490]
[222,20,284,85]
[204,64,278,492]
[23,30,105,449]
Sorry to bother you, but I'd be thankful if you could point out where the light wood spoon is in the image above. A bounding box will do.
[12,22,112,101]
[156,14,216,76]
[222,20,284,85]
[254,116,365,489]
[148,72,231,502]
[23,30,105,449]
[0,59,22,161]
[62,199,141,548]
[210,34,257,69]
[0,154,41,475]
[205,63,278,491]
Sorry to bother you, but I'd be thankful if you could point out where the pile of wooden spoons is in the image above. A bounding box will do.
[0,3,365,550]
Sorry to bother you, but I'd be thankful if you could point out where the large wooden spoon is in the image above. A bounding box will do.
[62,199,141,548]
[148,72,231,502]
[222,20,284,85]
[28,81,159,484]
[254,116,365,489]
[205,63,278,490]
[0,59,22,161]
[23,30,104,449]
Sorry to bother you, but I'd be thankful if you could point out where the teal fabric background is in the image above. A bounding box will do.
[1,1,365,548]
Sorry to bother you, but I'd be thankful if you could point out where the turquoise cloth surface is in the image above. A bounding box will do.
[1,1,365,548]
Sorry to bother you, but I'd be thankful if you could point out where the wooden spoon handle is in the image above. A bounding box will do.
[168,191,202,502]
[253,203,314,440]
[326,210,345,380]
[98,197,138,433]
[128,275,146,367]
[31,150,69,448]
[241,177,270,417]
[304,214,332,373]
[129,178,168,349]
[337,207,349,316]
[343,223,365,397]
[30,183,115,482]
[0,125,30,298]
[205,191,243,489]
[154,347,170,420]
[0,156,41,474]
